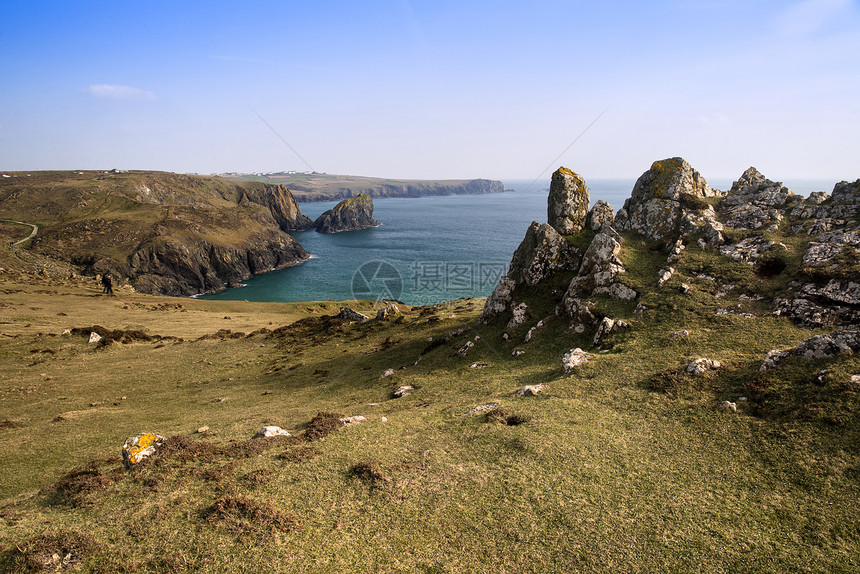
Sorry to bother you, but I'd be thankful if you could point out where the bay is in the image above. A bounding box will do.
[200,177,837,304]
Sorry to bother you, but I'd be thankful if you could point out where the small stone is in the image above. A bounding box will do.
[563,348,593,373]
[122,432,165,469]
[512,349,525,357]
[88,332,102,344]
[376,304,400,320]
[469,362,488,369]
[340,415,366,426]
[197,426,209,433]
[669,330,689,339]
[515,384,544,396]
[718,401,737,413]
[679,283,692,295]
[381,368,395,378]
[465,402,501,415]
[62,329,71,336]
[254,425,290,438]
[393,385,414,398]
[686,358,722,375]
[456,340,475,356]
[381,416,388,422]
[502,333,509,341]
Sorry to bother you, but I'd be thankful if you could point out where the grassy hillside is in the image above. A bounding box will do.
[0,234,857,572]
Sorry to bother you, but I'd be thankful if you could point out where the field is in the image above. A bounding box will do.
[0,231,858,572]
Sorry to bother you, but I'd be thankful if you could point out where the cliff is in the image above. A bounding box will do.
[0,170,310,296]
[313,193,381,233]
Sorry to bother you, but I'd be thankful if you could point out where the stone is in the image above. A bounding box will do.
[607,282,638,301]
[376,304,400,320]
[381,368,395,378]
[465,402,501,415]
[816,179,860,219]
[479,277,515,323]
[340,416,366,426]
[88,331,103,344]
[469,362,488,369]
[686,358,721,375]
[563,348,593,373]
[254,426,290,439]
[548,167,589,235]
[314,193,380,233]
[718,401,737,413]
[615,157,715,243]
[506,302,529,329]
[515,384,545,396]
[456,341,475,356]
[759,328,860,370]
[524,319,546,343]
[669,330,689,339]
[587,200,615,231]
[657,268,674,287]
[719,236,787,265]
[338,306,370,322]
[512,349,525,357]
[679,283,692,295]
[593,317,629,346]
[393,385,414,397]
[802,230,860,266]
[122,432,165,469]
[667,239,685,263]
[507,222,580,287]
[196,426,209,433]
[720,167,796,230]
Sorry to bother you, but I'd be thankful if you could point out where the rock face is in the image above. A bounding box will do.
[127,232,309,297]
[314,193,380,233]
[240,184,314,231]
[720,168,796,231]
[615,157,716,243]
[548,167,590,235]
[587,200,614,231]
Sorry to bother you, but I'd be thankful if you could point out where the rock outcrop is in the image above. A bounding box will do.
[614,157,717,243]
[719,168,796,231]
[240,184,314,231]
[314,193,380,233]
[587,200,614,231]
[548,167,590,235]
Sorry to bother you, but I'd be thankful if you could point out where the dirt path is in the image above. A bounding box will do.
[0,218,38,245]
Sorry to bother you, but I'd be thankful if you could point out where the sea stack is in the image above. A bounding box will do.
[548,167,589,235]
[314,193,380,233]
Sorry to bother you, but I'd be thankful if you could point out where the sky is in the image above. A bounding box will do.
[1,0,858,182]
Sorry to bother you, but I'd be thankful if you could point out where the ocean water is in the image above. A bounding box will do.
[200,178,838,304]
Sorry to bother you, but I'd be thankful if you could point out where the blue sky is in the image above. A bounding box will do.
[1,0,858,181]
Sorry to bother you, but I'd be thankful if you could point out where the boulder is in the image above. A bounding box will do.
[587,200,615,231]
[479,277,515,323]
[339,306,370,322]
[314,193,380,233]
[720,167,796,230]
[515,384,545,396]
[563,348,593,373]
[686,358,721,375]
[122,432,165,469]
[340,416,366,426]
[254,426,291,439]
[376,304,400,320]
[718,401,737,413]
[506,302,529,329]
[393,385,413,397]
[548,167,590,235]
[760,327,860,370]
[507,222,580,287]
[593,317,629,346]
[615,157,715,243]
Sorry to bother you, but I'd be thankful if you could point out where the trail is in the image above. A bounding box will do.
[0,218,38,245]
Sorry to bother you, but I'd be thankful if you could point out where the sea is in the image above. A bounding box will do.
[200,178,838,305]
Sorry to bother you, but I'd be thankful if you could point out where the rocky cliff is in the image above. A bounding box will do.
[0,171,310,296]
[260,176,506,202]
[313,193,380,233]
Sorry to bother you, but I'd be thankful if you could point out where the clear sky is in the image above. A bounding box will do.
[1,0,858,181]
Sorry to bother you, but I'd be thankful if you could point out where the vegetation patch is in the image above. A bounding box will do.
[350,460,391,488]
[302,412,345,441]
[485,406,530,426]
[43,459,121,507]
[1,531,98,573]
[205,495,298,535]
[278,445,321,463]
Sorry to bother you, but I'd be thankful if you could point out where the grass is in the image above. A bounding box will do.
[0,237,859,572]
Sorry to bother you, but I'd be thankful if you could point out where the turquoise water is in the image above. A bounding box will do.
[201,178,837,304]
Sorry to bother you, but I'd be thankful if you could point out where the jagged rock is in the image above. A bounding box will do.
[340,416,367,426]
[615,157,715,243]
[506,302,529,329]
[679,283,692,295]
[512,349,525,357]
[376,304,400,320]
[507,222,580,287]
[254,426,291,439]
[760,327,860,370]
[719,236,786,265]
[657,267,674,287]
[515,384,544,396]
[802,230,860,266]
[800,280,860,305]
[559,230,626,311]
[524,319,546,343]
[563,348,593,373]
[548,167,589,235]
[122,433,165,469]
[686,358,721,375]
[456,341,475,356]
[465,403,501,415]
[667,239,685,263]
[720,168,796,230]
[314,193,380,233]
[587,200,614,231]
[240,184,313,231]
[816,180,860,219]
[606,282,638,301]
[393,385,413,397]
[479,277,515,323]
[592,317,629,346]
[558,297,596,333]
[469,362,488,369]
[339,306,370,322]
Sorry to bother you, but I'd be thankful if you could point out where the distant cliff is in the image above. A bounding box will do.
[314,193,380,233]
[223,174,507,202]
